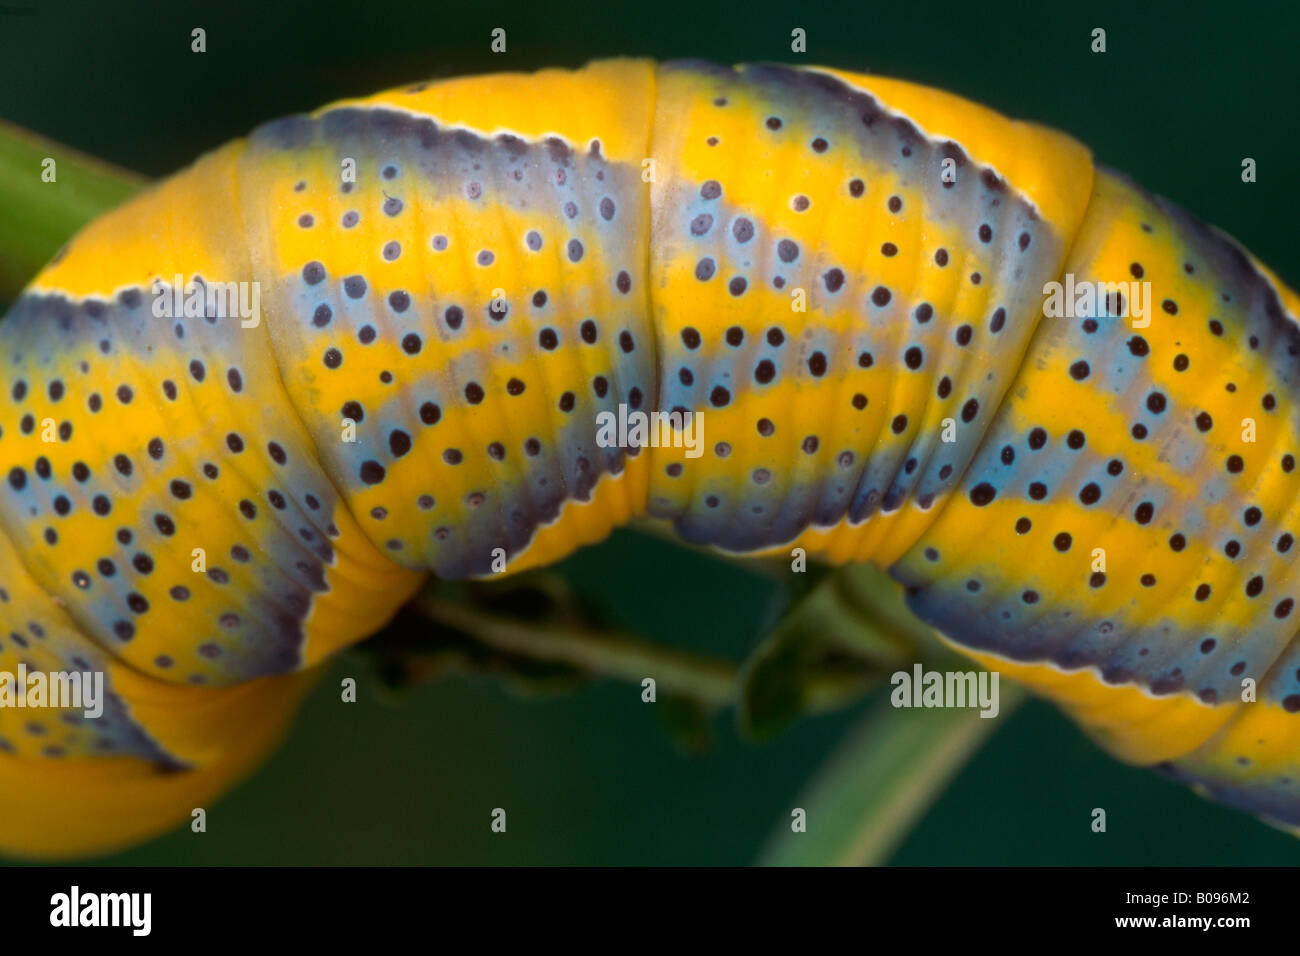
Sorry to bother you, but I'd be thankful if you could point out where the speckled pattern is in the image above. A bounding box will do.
[3,59,1300,856]
[645,62,1071,551]
[245,107,654,579]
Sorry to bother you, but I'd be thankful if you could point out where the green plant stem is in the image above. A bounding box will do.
[0,118,145,300]
[417,594,739,706]
[759,682,1025,866]
[417,594,876,712]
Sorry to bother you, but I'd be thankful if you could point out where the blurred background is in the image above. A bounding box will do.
[2,0,1299,864]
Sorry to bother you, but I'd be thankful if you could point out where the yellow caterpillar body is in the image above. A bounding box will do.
[3,59,1299,857]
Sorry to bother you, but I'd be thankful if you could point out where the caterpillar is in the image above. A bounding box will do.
[2,57,1298,859]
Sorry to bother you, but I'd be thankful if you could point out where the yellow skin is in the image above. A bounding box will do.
[2,59,1298,857]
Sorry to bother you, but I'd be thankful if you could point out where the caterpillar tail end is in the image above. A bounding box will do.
[0,668,320,860]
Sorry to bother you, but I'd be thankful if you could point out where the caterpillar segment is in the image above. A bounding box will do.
[240,58,658,579]
[1,58,1298,857]
[892,167,1300,822]
[645,61,1092,564]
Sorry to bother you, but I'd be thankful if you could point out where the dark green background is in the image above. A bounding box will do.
[2,0,1298,864]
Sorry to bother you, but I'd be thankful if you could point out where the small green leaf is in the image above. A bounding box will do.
[738,564,931,740]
